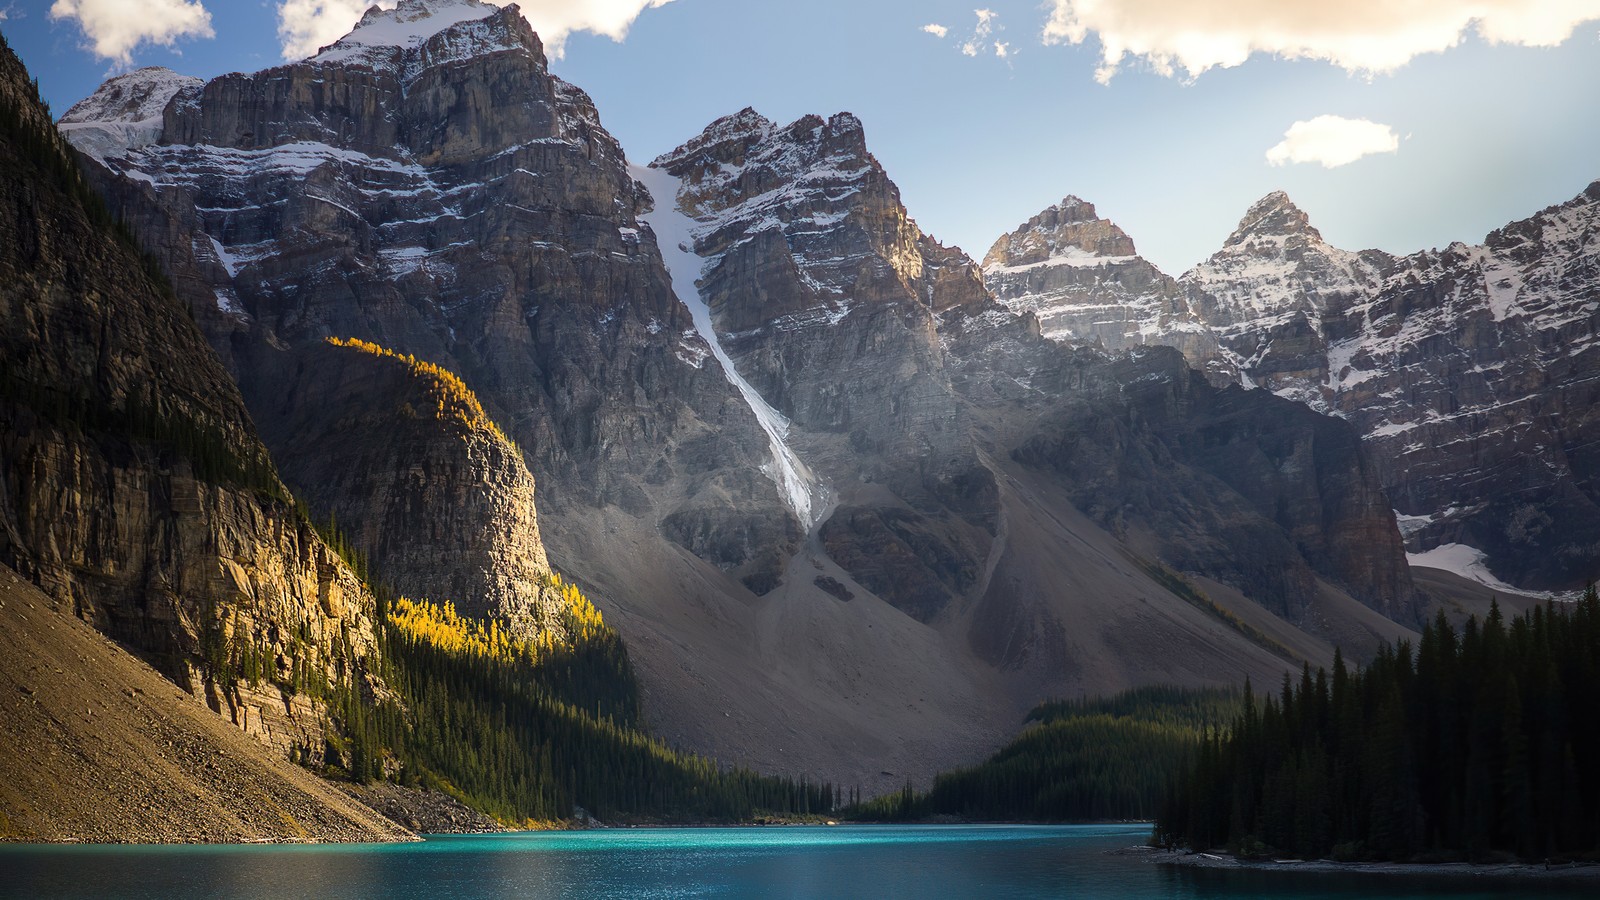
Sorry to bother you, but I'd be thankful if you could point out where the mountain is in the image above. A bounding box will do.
[984,197,1234,384]
[60,0,1421,789]
[988,186,1600,592]
[0,32,396,764]
[1181,188,1600,590]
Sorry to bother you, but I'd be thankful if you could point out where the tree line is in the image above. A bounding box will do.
[1157,589,1600,862]
[852,686,1241,822]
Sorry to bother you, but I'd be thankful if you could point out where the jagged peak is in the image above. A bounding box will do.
[983,194,1137,269]
[58,66,200,126]
[1047,195,1099,222]
[309,0,530,65]
[651,106,774,170]
[1224,190,1322,247]
[652,108,871,174]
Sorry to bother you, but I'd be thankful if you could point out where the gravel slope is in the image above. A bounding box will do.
[0,564,413,844]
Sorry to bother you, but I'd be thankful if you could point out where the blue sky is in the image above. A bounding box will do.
[7,0,1600,274]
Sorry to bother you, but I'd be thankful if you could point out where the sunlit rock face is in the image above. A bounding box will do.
[3,42,385,761]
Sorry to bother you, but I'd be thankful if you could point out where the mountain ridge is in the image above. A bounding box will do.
[55,0,1426,792]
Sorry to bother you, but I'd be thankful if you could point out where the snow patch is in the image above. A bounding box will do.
[632,163,828,531]
[1407,543,1547,598]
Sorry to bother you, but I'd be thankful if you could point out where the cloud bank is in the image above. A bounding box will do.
[1265,115,1400,168]
[49,0,214,65]
[277,0,677,61]
[1042,0,1600,83]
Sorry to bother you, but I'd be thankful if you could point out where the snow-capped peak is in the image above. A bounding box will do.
[57,67,202,160]
[59,67,199,126]
[309,0,521,66]
[1223,190,1322,247]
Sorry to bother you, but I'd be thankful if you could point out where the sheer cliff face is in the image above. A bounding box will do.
[248,338,570,636]
[983,197,1233,385]
[61,0,795,592]
[0,42,382,757]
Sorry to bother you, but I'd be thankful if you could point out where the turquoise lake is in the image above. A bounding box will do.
[1,824,1593,898]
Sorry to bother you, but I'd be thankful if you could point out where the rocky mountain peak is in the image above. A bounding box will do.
[982,194,1138,270]
[56,66,201,159]
[308,0,536,74]
[1223,190,1323,248]
[59,66,198,124]
[981,194,1231,381]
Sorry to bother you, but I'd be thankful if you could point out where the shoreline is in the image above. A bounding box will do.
[1136,847,1600,883]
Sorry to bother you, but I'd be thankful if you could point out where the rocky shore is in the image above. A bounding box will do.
[1132,846,1600,883]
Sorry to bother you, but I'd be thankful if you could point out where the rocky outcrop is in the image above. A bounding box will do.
[984,197,1233,384]
[246,337,568,634]
[0,38,384,759]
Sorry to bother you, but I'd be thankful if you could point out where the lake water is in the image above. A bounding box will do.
[1,824,1593,899]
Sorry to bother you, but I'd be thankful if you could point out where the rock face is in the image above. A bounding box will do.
[984,197,1233,383]
[247,337,568,634]
[1181,192,1393,397]
[651,109,998,620]
[1180,188,1600,589]
[0,39,383,760]
[61,0,794,594]
[989,185,1600,591]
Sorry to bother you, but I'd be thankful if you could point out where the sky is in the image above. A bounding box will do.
[6,0,1600,275]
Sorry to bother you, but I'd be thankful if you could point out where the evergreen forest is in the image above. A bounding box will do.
[852,686,1241,822]
[1156,590,1600,862]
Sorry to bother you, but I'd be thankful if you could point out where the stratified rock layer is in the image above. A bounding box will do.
[248,337,567,634]
[984,197,1232,384]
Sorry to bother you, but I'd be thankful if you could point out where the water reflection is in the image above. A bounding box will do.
[2,825,1595,900]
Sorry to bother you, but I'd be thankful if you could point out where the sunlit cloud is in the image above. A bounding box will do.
[1042,0,1600,84]
[49,0,214,66]
[922,23,949,38]
[1265,115,1400,168]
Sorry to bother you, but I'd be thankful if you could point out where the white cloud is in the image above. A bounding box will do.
[922,23,949,38]
[1042,0,1600,83]
[995,41,1010,57]
[49,0,213,65]
[960,7,999,56]
[277,0,677,61]
[1265,115,1400,168]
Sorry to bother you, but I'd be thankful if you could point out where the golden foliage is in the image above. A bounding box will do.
[325,336,514,447]
[388,574,609,663]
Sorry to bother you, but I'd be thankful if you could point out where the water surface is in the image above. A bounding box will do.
[2,824,1592,899]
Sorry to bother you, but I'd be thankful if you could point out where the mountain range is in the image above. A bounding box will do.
[3,0,1587,831]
